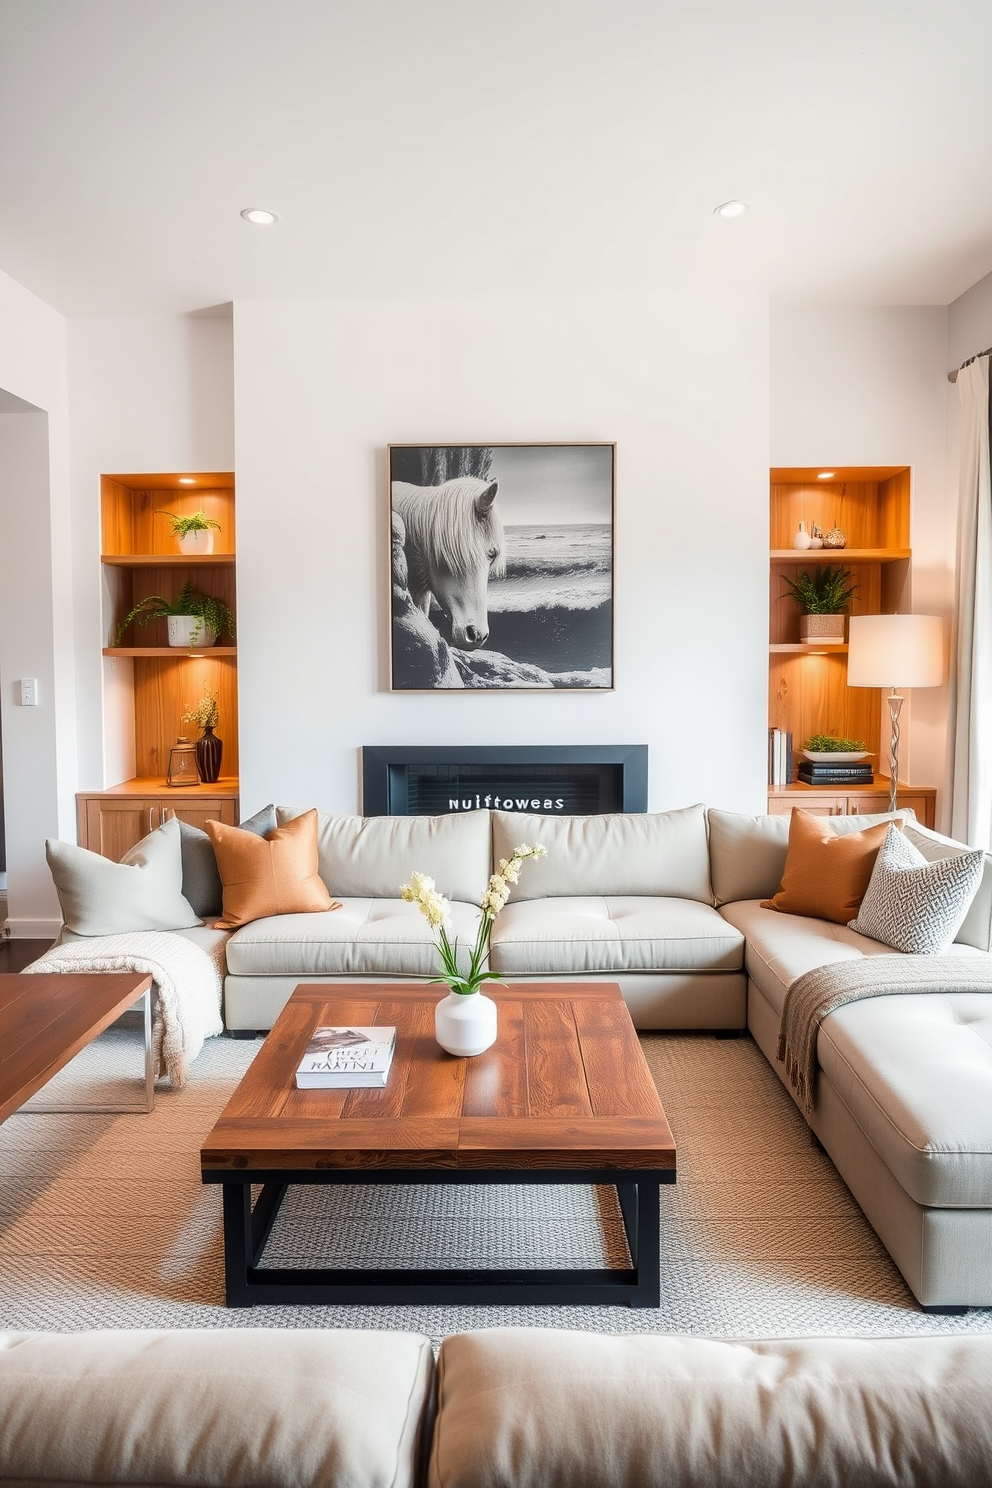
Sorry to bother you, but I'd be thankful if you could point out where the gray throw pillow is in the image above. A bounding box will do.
[849,824,985,954]
[47,816,202,935]
[179,803,277,917]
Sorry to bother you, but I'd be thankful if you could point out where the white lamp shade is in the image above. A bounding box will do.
[847,614,944,689]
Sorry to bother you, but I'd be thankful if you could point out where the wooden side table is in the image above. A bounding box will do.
[0,972,155,1120]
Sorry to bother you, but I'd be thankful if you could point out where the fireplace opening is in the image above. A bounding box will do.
[362,746,647,816]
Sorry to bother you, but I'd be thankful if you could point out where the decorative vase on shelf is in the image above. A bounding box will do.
[822,526,847,549]
[195,725,223,783]
[434,989,498,1057]
[792,521,812,550]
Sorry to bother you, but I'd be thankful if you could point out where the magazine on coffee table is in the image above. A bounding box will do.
[295,1026,397,1088]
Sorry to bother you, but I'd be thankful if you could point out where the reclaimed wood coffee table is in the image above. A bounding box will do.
[0,971,155,1121]
[201,981,676,1308]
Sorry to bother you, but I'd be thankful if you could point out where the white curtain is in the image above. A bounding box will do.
[951,356,992,849]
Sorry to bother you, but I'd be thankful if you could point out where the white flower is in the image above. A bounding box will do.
[399,873,450,930]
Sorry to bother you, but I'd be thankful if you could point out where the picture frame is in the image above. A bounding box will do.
[388,443,615,691]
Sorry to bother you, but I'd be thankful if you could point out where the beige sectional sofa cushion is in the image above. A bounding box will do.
[430,1328,992,1488]
[813,993,992,1208]
[490,896,743,975]
[707,807,914,908]
[904,821,992,952]
[492,804,712,902]
[0,1327,434,1488]
[277,806,491,903]
[226,899,481,977]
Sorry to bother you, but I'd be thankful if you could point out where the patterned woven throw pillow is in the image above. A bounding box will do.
[849,823,985,953]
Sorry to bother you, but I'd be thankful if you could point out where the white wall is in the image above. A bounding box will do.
[234,293,770,817]
[67,313,235,788]
[0,268,71,937]
[769,305,953,820]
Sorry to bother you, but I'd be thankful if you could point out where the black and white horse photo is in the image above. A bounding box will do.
[389,444,615,691]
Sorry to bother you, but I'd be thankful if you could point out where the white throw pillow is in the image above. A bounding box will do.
[46,816,202,935]
[848,823,985,954]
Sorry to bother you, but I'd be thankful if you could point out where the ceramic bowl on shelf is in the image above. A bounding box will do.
[802,750,870,763]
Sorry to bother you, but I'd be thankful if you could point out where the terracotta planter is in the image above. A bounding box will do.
[800,613,846,643]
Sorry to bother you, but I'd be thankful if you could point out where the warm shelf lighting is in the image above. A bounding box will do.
[817,471,835,480]
[714,200,748,218]
[240,207,279,225]
[178,477,196,485]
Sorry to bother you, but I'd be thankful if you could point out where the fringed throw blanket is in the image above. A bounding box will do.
[24,932,225,1090]
[778,954,992,1114]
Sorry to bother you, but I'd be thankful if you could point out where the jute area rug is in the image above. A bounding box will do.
[1,1021,990,1348]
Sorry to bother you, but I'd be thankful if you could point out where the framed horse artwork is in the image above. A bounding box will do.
[388,443,615,691]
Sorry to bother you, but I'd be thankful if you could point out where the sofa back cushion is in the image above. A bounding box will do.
[904,821,992,952]
[491,805,712,903]
[707,807,915,907]
[431,1329,992,1488]
[276,807,491,903]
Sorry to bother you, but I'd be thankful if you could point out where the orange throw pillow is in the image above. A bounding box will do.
[761,809,892,924]
[206,809,340,930]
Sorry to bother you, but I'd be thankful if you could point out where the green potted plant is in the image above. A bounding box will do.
[157,508,222,556]
[114,581,236,648]
[782,565,858,643]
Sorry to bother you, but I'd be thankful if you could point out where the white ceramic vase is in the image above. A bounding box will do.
[178,529,214,556]
[167,614,217,647]
[434,990,498,1057]
[792,521,812,550]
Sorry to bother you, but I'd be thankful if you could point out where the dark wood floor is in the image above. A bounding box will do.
[0,939,55,972]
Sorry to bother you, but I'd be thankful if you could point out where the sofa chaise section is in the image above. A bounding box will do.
[711,808,992,1309]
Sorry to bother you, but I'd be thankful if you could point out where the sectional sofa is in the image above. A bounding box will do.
[3,1325,992,1488]
[55,801,992,1310]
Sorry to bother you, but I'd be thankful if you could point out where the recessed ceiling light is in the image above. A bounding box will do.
[817,471,835,480]
[714,200,748,219]
[240,207,279,225]
[178,477,196,485]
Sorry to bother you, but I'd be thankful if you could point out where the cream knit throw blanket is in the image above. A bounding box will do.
[778,954,992,1115]
[24,932,225,1090]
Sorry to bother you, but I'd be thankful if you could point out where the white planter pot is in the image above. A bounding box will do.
[434,990,498,1057]
[178,529,214,556]
[167,614,217,648]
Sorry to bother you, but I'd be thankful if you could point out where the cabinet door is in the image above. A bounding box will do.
[159,799,239,833]
[847,791,934,827]
[80,796,162,860]
[767,794,849,816]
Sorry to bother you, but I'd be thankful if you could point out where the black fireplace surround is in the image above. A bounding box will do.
[362,746,648,816]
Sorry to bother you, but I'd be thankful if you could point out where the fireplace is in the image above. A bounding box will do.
[362,746,648,816]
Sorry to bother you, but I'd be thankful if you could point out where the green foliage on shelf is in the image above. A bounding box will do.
[114,582,236,646]
[156,509,222,537]
[804,733,867,753]
[782,565,858,614]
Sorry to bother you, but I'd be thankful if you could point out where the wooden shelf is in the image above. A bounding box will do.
[99,472,239,785]
[102,553,236,567]
[96,776,240,799]
[103,647,237,657]
[770,643,847,654]
[771,548,911,564]
[768,466,919,808]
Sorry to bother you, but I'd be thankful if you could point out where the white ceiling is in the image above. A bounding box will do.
[2,0,992,317]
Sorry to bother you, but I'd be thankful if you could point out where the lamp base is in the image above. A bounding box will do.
[886,691,905,814]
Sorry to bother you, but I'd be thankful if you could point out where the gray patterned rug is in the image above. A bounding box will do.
[2,1019,990,1347]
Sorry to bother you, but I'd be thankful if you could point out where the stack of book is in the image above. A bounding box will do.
[768,729,793,787]
[295,1025,397,1088]
[797,759,874,787]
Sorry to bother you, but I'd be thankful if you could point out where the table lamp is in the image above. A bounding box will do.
[846,614,944,812]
